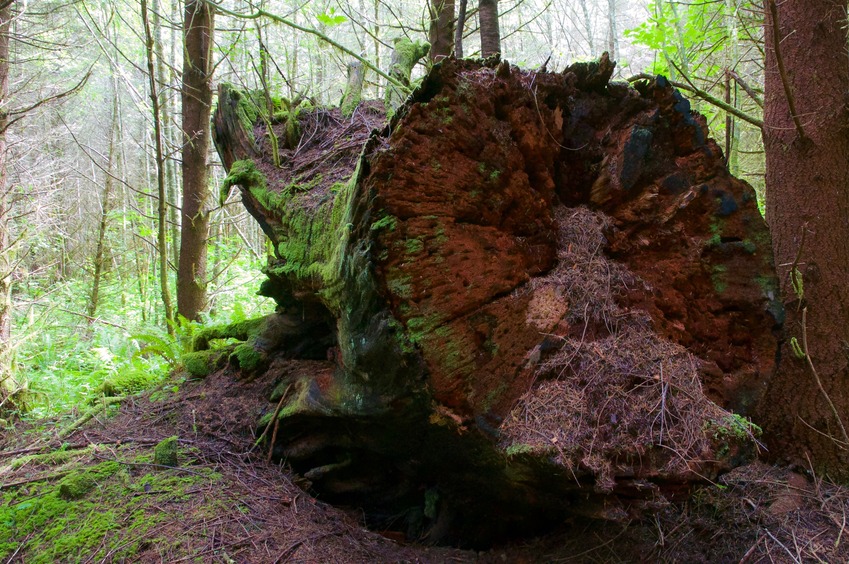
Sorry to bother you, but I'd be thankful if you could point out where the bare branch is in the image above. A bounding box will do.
[766,0,805,139]
[0,68,92,134]
[627,71,763,130]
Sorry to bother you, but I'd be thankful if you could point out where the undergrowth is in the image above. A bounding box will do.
[9,236,273,419]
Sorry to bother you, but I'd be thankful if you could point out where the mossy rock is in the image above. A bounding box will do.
[230,343,263,372]
[57,461,120,500]
[181,349,226,378]
[154,436,179,467]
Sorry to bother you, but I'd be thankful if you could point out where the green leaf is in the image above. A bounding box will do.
[316,10,346,27]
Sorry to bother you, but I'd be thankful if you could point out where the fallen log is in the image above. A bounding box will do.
[210,56,780,546]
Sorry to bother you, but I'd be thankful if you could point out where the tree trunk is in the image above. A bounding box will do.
[758,0,849,477]
[141,0,176,333]
[479,0,501,57]
[340,60,365,117]
[212,59,780,543]
[578,0,593,56]
[87,82,119,320]
[455,0,467,58]
[428,0,455,62]
[383,37,429,118]
[153,0,180,271]
[0,1,13,407]
[177,0,215,322]
[606,0,617,61]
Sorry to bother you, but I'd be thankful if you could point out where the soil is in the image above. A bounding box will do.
[2,365,848,562]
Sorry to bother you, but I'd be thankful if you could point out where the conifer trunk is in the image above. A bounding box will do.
[758,0,849,477]
[178,0,215,321]
[142,0,176,332]
[479,0,501,57]
[0,1,14,404]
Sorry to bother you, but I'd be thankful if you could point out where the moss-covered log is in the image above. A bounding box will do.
[212,57,780,546]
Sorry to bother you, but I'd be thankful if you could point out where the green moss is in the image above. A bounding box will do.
[96,370,159,398]
[220,159,269,206]
[387,276,414,300]
[153,436,179,467]
[58,462,120,500]
[505,443,536,457]
[231,343,262,372]
[180,349,223,378]
[370,214,397,233]
[705,414,762,457]
[284,173,324,194]
[711,264,728,293]
[706,234,721,248]
[406,314,444,344]
[192,316,267,351]
[10,446,93,470]
[405,238,424,255]
[0,444,224,562]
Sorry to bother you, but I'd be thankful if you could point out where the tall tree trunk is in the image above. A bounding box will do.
[606,0,617,61]
[142,0,176,333]
[479,0,501,57]
[153,0,180,270]
[87,82,119,320]
[428,0,455,62]
[177,0,214,321]
[455,0,467,58]
[759,0,849,477]
[0,2,13,405]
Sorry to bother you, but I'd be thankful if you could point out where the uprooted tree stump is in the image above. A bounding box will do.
[209,56,781,547]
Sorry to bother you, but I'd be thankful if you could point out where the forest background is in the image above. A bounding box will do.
[0,0,766,421]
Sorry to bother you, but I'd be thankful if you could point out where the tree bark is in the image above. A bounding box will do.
[153,0,180,271]
[758,0,849,477]
[428,0,455,62]
[479,0,501,57]
[212,59,779,542]
[178,0,215,321]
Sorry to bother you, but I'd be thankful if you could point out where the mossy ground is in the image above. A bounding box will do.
[0,442,224,562]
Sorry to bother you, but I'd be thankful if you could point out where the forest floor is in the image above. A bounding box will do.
[2,362,848,563]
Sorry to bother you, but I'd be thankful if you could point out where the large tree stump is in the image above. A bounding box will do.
[211,57,780,546]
